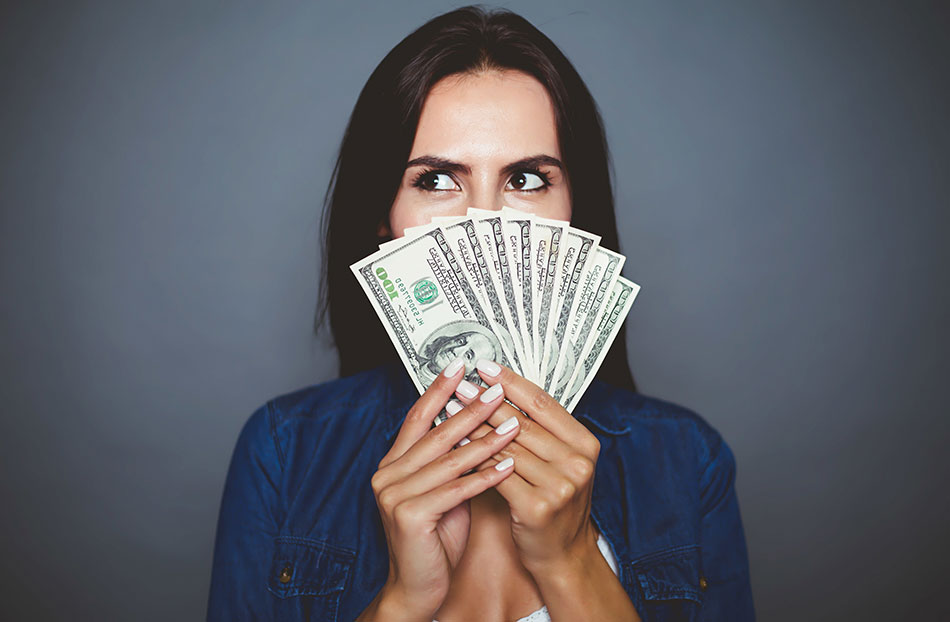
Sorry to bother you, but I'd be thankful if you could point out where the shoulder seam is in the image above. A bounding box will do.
[265,401,286,471]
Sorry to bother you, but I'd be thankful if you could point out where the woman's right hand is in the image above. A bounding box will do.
[357,358,520,622]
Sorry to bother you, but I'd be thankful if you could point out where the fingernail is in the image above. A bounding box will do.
[445,400,463,416]
[458,437,471,447]
[456,379,479,399]
[476,358,501,377]
[443,357,465,378]
[495,415,519,435]
[479,383,504,403]
[495,457,514,471]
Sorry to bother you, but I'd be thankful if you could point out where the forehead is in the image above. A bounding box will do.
[411,69,560,160]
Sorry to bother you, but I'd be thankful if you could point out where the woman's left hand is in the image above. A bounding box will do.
[452,359,602,575]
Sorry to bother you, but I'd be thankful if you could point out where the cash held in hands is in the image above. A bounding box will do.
[350,207,640,423]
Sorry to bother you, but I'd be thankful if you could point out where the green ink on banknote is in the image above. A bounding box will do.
[412,278,439,304]
[376,266,399,300]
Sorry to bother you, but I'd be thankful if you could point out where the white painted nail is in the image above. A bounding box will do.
[494,457,514,471]
[495,415,519,435]
[456,380,479,399]
[445,400,463,416]
[443,357,465,378]
[476,358,501,377]
[479,383,504,403]
[458,437,471,447]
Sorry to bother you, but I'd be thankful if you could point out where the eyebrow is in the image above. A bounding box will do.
[405,154,563,177]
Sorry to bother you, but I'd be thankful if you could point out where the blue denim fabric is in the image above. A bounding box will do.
[207,364,755,621]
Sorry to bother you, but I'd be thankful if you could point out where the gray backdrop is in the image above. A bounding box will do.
[1,1,947,620]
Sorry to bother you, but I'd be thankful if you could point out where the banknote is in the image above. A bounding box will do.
[529,215,568,373]
[351,227,516,424]
[352,208,639,420]
[540,226,601,392]
[561,277,640,412]
[467,208,532,375]
[500,207,536,381]
[439,217,525,376]
[551,247,624,402]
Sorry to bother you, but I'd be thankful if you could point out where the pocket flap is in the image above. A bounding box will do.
[631,544,703,603]
[267,536,355,599]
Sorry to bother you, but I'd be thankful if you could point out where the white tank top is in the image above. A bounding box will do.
[433,532,619,622]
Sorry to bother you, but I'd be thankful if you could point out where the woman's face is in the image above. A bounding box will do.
[386,69,572,238]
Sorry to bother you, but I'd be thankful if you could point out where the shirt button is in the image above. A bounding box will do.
[279,564,293,584]
[699,576,708,591]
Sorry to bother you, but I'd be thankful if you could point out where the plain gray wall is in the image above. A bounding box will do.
[1,1,947,620]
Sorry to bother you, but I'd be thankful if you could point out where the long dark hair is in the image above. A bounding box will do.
[316,5,636,392]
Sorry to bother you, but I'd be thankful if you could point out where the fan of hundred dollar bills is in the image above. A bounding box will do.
[350,207,640,424]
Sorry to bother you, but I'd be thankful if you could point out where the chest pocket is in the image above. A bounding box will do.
[267,536,355,622]
[628,544,704,622]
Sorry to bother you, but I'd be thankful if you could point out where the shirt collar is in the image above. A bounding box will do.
[573,380,639,436]
[378,364,636,443]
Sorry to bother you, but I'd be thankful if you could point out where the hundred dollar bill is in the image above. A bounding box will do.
[500,207,536,381]
[466,208,531,373]
[540,226,601,392]
[378,214,529,378]
[440,217,525,376]
[530,215,568,372]
[350,228,516,425]
[562,277,640,412]
[551,247,624,402]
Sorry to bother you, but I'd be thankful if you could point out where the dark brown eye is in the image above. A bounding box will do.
[506,172,546,191]
[420,172,438,190]
[414,171,457,191]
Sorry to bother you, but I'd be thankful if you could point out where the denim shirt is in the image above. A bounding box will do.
[207,364,755,621]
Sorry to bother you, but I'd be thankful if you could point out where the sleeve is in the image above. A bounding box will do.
[697,428,756,621]
[207,403,284,621]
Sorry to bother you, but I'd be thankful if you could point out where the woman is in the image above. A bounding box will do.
[208,6,755,621]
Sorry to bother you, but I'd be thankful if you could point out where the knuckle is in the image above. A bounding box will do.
[448,477,469,496]
[370,471,386,494]
[554,479,576,502]
[428,424,450,445]
[566,455,595,481]
[440,452,463,473]
[376,487,399,512]
[392,500,420,526]
[587,436,601,456]
[527,498,552,523]
[406,402,425,422]
[514,413,533,435]
[481,467,501,482]
[530,389,554,413]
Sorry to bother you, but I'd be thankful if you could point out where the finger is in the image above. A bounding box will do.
[394,457,516,524]
[464,437,555,521]
[474,359,593,450]
[385,357,466,465]
[387,383,507,480]
[479,457,536,507]
[454,384,568,462]
[474,430,561,490]
[386,413,521,500]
